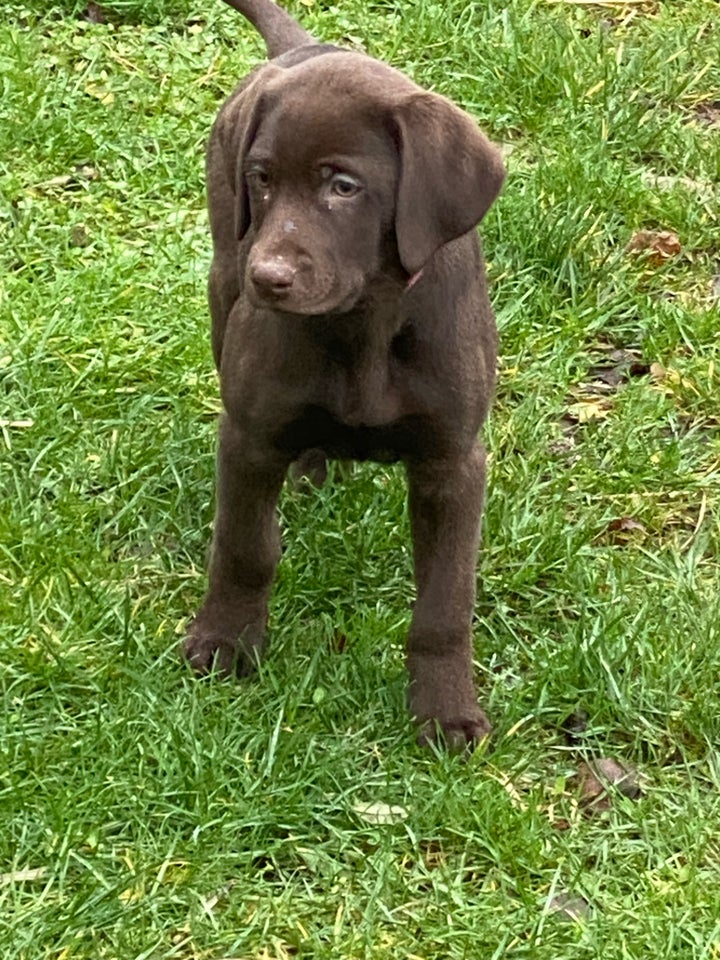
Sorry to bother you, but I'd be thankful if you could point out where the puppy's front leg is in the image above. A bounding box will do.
[405,442,490,749]
[184,415,288,677]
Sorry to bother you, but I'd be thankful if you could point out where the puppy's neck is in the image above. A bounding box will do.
[306,271,408,362]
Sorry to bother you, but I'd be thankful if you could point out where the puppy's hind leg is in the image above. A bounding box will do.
[288,448,328,491]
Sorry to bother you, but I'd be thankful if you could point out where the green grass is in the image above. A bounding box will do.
[2,0,720,957]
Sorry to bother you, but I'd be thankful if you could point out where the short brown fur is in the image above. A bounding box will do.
[184,0,505,749]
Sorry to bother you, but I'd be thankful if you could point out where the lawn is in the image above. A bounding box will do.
[1,0,719,957]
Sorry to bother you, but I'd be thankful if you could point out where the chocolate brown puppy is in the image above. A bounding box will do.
[184,0,505,748]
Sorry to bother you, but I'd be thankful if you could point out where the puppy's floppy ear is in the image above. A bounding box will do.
[392,93,505,275]
[214,66,281,240]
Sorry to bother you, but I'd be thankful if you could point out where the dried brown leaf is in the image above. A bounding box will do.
[599,516,648,546]
[585,367,625,388]
[576,757,642,814]
[625,229,682,265]
[577,763,612,812]
[607,516,646,534]
[551,817,572,832]
[594,757,642,798]
[694,100,720,127]
[585,348,652,390]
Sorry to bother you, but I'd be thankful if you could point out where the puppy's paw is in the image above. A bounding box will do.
[182,620,266,678]
[408,660,491,752]
[416,711,492,753]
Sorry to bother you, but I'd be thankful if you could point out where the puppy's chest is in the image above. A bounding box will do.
[314,318,417,427]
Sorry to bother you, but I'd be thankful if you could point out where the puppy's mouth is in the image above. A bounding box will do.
[246,270,364,317]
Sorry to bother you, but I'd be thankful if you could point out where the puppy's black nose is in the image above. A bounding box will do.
[250,257,296,297]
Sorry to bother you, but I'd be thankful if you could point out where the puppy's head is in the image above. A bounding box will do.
[219,53,504,315]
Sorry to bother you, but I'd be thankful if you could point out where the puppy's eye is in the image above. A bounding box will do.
[329,173,361,198]
[246,166,270,188]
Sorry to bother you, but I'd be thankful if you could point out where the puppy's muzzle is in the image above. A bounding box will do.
[249,255,297,300]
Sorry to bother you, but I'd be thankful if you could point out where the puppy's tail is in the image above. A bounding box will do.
[220,0,314,58]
